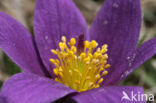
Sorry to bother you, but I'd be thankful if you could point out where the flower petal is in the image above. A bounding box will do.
[1,73,76,103]
[34,0,87,73]
[120,38,156,81]
[89,0,142,84]
[72,86,145,103]
[0,95,6,103]
[0,12,45,76]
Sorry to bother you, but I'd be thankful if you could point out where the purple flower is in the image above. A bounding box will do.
[0,0,155,103]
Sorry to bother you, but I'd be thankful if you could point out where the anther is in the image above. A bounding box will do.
[59,72,64,78]
[80,53,86,58]
[105,64,110,68]
[75,80,80,85]
[62,36,66,43]
[53,69,58,75]
[91,40,98,48]
[95,84,100,88]
[84,41,90,48]
[95,74,101,80]
[98,78,104,84]
[102,71,108,76]
[70,38,76,46]
[103,54,108,59]
[49,59,56,64]
[51,49,57,55]
[55,78,59,82]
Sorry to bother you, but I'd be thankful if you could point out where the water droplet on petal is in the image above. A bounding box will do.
[128,62,132,67]
[103,20,108,25]
[121,70,132,78]
[98,88,105,92]
[124,71,129,77]
[113,3,119,8]
[127,56,130,60]
[132,54,136,60]
[45,36,49,40]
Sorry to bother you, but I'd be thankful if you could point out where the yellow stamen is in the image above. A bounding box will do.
[84,41,90,48]
[69,38,76,46]
[51,50,57,55]
[61,36,66,43]
[102,71,108,76]
[49,36,110,92]
[91,40,98,48]
[53,68,58,76]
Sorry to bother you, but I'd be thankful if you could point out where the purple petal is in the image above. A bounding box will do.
[89,0,142,85]
[1,73,76,103]
[72,86,145,103]
[34,0,87,74]
[0,95,6,103]
[120,38,156,81]
[0,12,45,76]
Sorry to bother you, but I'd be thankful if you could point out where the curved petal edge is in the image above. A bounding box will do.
[1,73,76,103]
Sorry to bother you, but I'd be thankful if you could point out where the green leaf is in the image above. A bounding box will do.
[141,59,156,87]
[0,81,3,89]
[3,53,21,76]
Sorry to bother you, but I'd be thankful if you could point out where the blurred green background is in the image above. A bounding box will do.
[0,0,156,102]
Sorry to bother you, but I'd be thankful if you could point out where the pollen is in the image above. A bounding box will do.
[50,36,110,92]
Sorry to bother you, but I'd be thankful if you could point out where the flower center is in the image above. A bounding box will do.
[49,36,110,92]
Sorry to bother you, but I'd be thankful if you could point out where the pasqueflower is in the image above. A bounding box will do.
[0,0,156,103]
